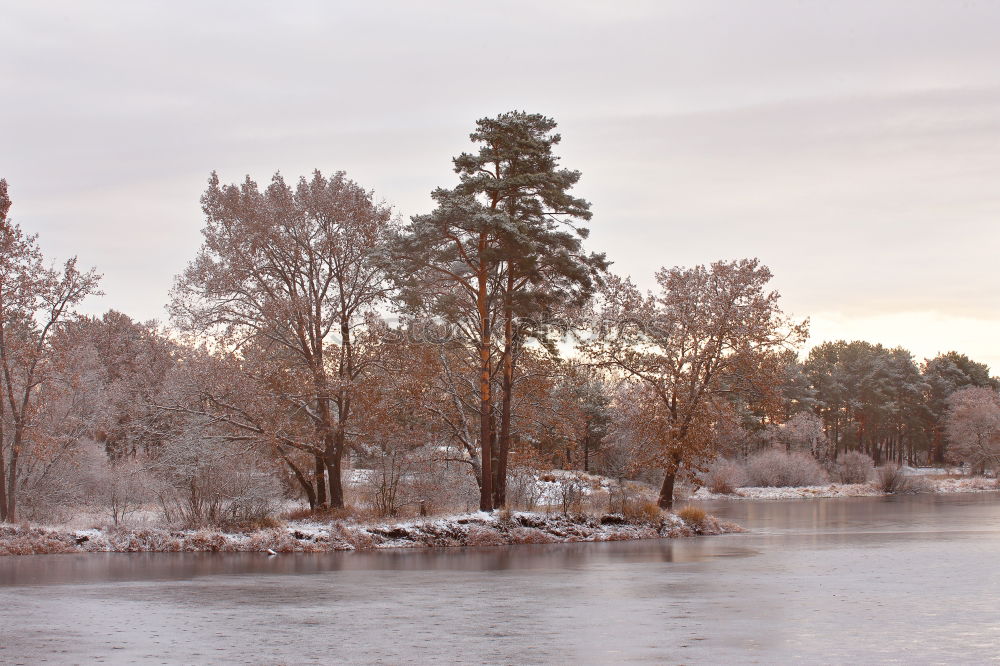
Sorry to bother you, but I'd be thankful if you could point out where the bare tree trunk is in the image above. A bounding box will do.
[0,400,5,521]
[0,450,5,522]
[326,458,344,510]
[314,454,327,508]
[281,452,316,509]
[6,436,18,522]
[330,318,351,511]
[326,431,345,509]
[657,469,676,511]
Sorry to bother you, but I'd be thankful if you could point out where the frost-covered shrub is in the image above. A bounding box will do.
[876,463,907,493]
[403,451,480,515]
[149,432,282,528]
[15,438,131,524]
[875,463,931,494]
[834,451,875,484]
[704,458,748,494]
[509,527,557,544]
[66,444,159,527]
[349,445,483,517]
[465,525,506,547]
[506,466,547,511]
[353,445,412,518]
[16,440,152,526]
[556,477,585,515]
[761,412,832,459]
[0,524,77,555]
[608,480,654,515]
[746,449,829,487]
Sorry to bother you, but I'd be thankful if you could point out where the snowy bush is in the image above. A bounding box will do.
[607,479,654,515]
[834,451,875,484]
[555,477,585,515]
[405,452,480,515]
[745,449,829,487]
[506,466,547,511]
[875,463,931,494]
[877,463,906,493]
[356,445,412,518]
[762,412,832,459]
[89,456,155,526]
[149,430,283,528]
[353,448,480,517]
[703,458,747,494]
[15,445,95,523]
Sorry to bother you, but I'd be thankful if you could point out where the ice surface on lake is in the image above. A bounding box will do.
[2,493,999,663]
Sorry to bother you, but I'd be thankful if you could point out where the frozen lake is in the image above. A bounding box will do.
[2,493,999,664]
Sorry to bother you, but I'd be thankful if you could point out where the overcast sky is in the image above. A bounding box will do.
[3,1,999,369]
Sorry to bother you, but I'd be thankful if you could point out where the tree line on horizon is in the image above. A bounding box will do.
[0,111,997,525]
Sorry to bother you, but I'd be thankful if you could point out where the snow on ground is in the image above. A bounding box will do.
[532,469,612,505]
[692,476,999,501]
[930,476,999,493]
[0,509,742,556]
[693,484,881,500]
[7,469,995,555]
[902,466,968,476]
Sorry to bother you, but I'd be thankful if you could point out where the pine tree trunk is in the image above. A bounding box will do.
[477,237,494,512]
[479,334,494,512]
[932,426,945,464]
[495,277,515,509]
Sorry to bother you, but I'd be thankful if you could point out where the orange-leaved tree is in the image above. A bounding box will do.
[586,259,805,509]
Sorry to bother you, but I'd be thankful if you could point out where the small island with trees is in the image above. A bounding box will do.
[0,112,996,555]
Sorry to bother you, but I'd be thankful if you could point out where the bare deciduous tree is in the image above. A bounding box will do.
[945,386,1000,473]
[171,171,394,509]
[0,179,102,521]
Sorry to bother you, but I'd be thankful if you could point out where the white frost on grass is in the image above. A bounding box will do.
[524,469,615,506]
[931,476,999,493]
[693,484,880,500]
[901,466,967,476]
[692,476,999,500]
[0,508,741,556]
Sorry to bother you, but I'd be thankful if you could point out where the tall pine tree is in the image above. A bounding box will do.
[393,112,605,510]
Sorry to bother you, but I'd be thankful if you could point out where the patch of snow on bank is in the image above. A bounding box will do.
[933,477,998,493]
[692,476,1000,500]
[693,484,880,500]
[0,508,742,556]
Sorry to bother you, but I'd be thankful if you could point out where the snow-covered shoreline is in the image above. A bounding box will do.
[0,510,742,556]
[690,476,999,501]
